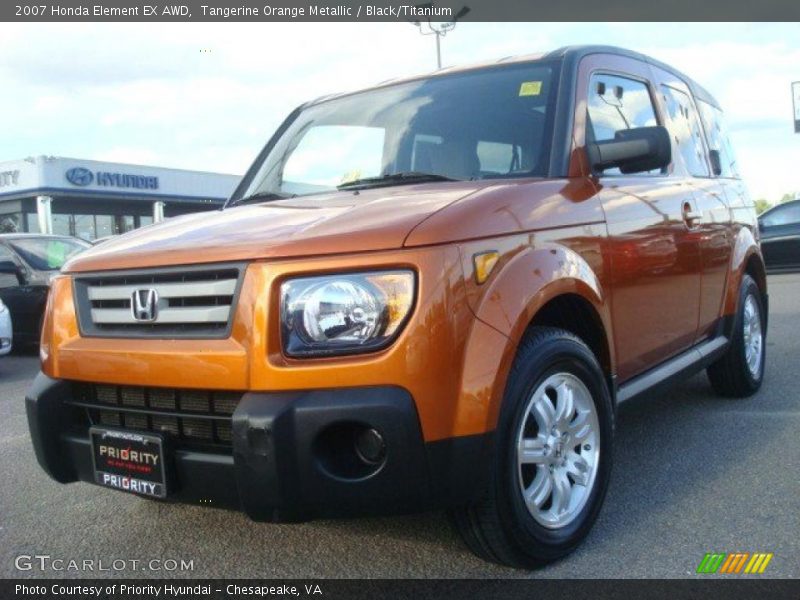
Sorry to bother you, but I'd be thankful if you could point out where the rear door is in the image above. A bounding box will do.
[574,54,702,382]
[652,72,734,341]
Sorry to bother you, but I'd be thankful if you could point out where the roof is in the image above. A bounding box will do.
[308,44,720,110]
[544,45,720,109]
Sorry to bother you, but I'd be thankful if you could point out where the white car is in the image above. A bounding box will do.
[0,298,12,356]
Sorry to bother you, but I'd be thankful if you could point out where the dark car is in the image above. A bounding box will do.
[758,199,800,270]
[0,234,90,347]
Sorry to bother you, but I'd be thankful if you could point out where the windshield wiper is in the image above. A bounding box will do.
[228,190,296,207]
[337,171,462,190]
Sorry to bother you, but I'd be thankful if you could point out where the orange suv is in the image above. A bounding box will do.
[26,45,767,568]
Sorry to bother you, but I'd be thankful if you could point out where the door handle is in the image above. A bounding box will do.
[682,202,703,225]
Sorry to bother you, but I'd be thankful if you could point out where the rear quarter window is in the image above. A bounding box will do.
[697,100,740,179]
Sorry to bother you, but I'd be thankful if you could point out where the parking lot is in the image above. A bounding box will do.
[1,273,798,579]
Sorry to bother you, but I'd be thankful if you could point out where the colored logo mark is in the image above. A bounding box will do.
[65,167,94,186]
[697,552,773,574]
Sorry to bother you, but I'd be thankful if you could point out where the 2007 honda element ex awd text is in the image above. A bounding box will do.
[27,45,768,568]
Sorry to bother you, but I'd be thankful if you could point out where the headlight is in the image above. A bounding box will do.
[280,270,415,357]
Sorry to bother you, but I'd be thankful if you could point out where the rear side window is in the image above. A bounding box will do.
[660,85,710,177]
[586,73,659,175]
[697,100,740,179]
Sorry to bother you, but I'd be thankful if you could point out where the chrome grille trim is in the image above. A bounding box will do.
[90,306,230,325]
[72,262,246,339]
[87,279,238,301]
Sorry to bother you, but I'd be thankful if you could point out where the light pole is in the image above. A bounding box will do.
[411,4,470,69]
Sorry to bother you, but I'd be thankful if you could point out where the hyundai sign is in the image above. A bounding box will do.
[65,167,159,190]
[65,167,93,186]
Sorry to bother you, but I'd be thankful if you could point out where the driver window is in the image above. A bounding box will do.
[587,73,659,175]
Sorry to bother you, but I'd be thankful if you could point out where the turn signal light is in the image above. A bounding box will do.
[473,251,500,284]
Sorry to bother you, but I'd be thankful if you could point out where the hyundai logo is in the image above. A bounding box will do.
[65,167,94,186]
[131,289,159,322]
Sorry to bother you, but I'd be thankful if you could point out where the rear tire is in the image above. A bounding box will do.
[707,274,765,397]
[451,327,614,568]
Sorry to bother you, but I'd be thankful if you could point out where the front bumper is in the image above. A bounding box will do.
[26,372,491,521]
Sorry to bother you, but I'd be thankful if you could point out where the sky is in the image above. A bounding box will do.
[0,22,798,202]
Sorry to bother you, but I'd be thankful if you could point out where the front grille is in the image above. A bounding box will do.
[72,263,244,338]
[69,383,243,451]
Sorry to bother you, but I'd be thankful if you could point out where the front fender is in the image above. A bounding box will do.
[459,233,611,346]
[453,232,613,434]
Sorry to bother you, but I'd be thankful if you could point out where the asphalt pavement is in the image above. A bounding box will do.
[1,274,798,579]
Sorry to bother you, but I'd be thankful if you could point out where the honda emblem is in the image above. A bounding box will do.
[131,288,159,322]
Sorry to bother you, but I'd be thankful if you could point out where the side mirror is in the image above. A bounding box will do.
[588,125,671,175]
[708,149,722,176]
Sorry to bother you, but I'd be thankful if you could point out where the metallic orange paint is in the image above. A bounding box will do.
[42,52,765,445]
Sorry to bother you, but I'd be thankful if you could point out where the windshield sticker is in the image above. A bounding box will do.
[519,81,542,97]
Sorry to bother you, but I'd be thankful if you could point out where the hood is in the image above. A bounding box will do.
[64,181,488,273]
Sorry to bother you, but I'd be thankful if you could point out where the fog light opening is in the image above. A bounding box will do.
[354,428,386,465]
[313,422,387,481]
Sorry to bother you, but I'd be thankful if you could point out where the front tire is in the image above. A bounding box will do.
[451,327,614,568]
[707,274,766,397]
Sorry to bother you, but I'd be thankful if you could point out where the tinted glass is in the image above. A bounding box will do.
[52,214,71,237]
[697,100,739,179]
[95,215,114,238]
[73,215,95,241]
[587,73,659,175]
[760,202,800,227]
[240,63,558,200]
[9,237,90,271]
[661,85,710,177]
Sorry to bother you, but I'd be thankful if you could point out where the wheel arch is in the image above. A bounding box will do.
[722,227,768,328]
[455,242,615,437]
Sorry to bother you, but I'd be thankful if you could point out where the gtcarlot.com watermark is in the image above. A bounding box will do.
[14,554,194,573]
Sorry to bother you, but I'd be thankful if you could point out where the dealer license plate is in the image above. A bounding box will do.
[90,427,167,498]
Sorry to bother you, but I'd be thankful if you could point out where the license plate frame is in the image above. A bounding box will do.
[90,427,168,499]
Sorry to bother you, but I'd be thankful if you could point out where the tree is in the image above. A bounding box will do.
[754,198,772,215]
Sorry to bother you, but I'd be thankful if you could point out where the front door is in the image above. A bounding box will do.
[574,54,703,382]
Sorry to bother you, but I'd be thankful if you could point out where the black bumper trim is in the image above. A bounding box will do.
[25,372,493,521]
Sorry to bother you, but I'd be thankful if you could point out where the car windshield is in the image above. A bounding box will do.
[9,237,90,271]
[233,61,559,203]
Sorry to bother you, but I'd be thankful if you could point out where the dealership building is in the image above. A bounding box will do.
[0,156,241,241]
